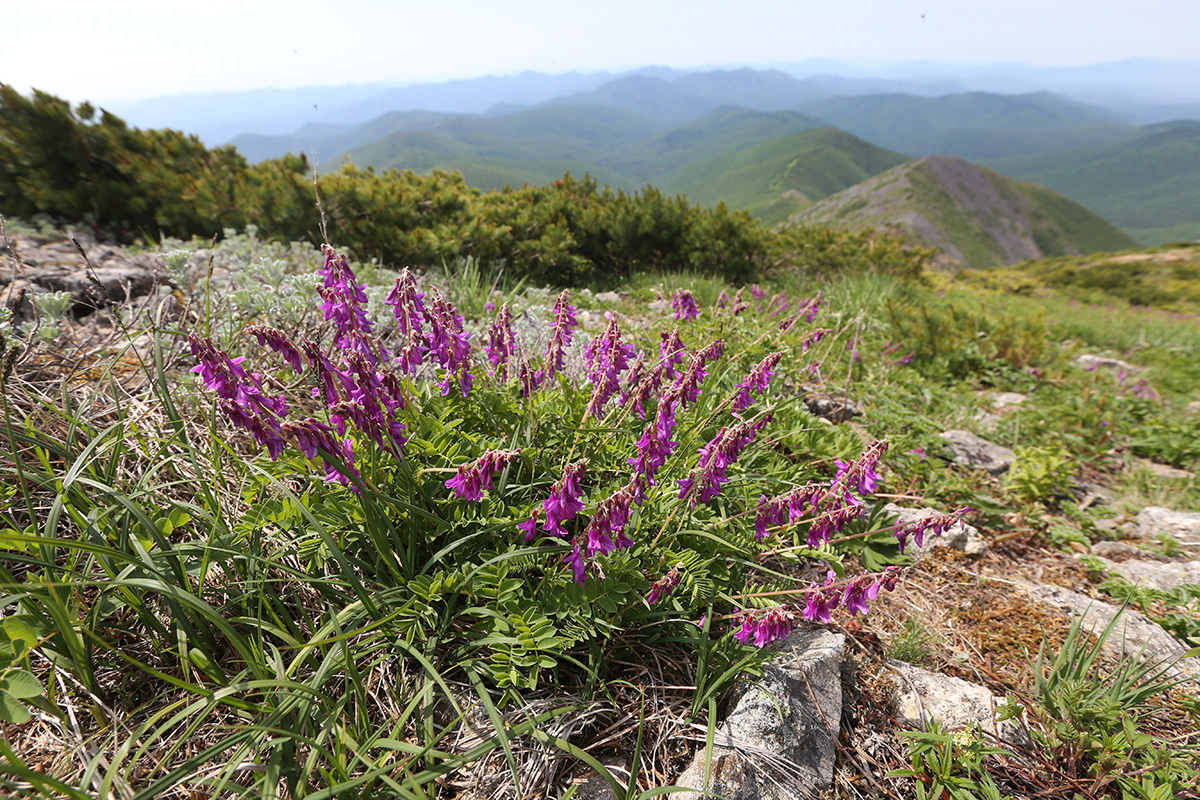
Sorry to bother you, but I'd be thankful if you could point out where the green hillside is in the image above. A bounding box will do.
[790,155,1139,268]
[616,107,826,177]
[652,128,908,226]
[798,91,1139,159]
[985,126,1200,246]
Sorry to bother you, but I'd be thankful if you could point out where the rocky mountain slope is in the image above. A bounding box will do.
[788,155,1139,268]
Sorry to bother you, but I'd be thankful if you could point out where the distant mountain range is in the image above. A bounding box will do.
[101,61,1200,261]
[789,156,1139,268]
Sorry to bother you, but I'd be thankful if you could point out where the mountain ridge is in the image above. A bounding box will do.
[789,155,1139,268]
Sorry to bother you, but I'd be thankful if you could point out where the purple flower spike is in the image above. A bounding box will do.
[582,480,640,557]
[281,417,360,490]
[673,339,724,408]
[584,314,637,417]
[423,288,474,397]
[672,289,699,321]
[646,563,682,606]
[678,415,772,506]
[485,303,518,381]
[893,507,970,553]
[734,604,796,647]
[246,325,304,373]
[543,290,578,381]
[385,268,427,375]
[732,352,782,415]
[519,510,541,543]
[543,460,587,537]
[445,449,521,501]
[317,246,380,364]
[659,327,686,380]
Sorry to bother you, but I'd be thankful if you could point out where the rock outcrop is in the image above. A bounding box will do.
[674,630,845,800]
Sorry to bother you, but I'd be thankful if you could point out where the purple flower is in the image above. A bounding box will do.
[672,289,699,321]
[893,507,970,553]
[445,449,521,501]
[485,303,518,381]
[659,327,686,380]
[543,460,587,537]
[678,415,772,506]
[800,328,831,352]
[317,246,380,364]
[754,484,824,542]
[906,447,927,462]
[646,564,682,606]
[628,389,680,484]
[246,325,304,373]
[673,339,724,408]
[584,314,637,417]
[582,479,640,557]
[829,439,888,504]
[281,417,360,490]
[734,604,796,647]
[519,510,541,543]
[423,288,474,397]
[385,268,427,375]
[732,352,782,415]
[542,290,578,381]
[563,541,588,584]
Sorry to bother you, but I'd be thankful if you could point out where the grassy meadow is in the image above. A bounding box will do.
[0,215,1198,799]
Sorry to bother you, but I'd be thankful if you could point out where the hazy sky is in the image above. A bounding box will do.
[5,0,1199,103]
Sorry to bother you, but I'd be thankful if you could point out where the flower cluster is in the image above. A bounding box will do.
[281,417,360,487]
[893,507,972,553]
[541,290,578,382]
[829,439,887,505]
[735,567,903,647]
[445,449,522,501]
[584,313,636,417]
[385,268,426,375]
[628,386,681,485]
[732,352,782,415]
[673,339,725,407]
[485,303,518,381]
[190,334,289,458]
[754,484,825,542]
[542,460,587,537]
[678,415,772,506]
[582,478,640,557]
[317,245,380,363]
[672,289,699,321]
[423,289,474,397]
[646,563,683,606]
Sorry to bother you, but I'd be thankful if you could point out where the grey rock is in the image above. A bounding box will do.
[1133,458,1196,480]
[1092,557,1200,593]
[673,630,845,800]
[1136,507,1200,544]
[1089,540,1168,561]
[1075,354,1141,373]
[1014,580,1200,678]
[1186,400,1200,415]
[973,411,1003,433]
[648,300,671,311]
[938,430,1016,475]
[804,394,862,423]
[886,660,1028,746]
[883,503,987,560]
[985,391,1028,410]
[1,239,163,316]
[594,291,621,304]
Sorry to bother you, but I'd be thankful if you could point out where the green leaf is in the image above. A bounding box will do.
[0,669,43,699]
[0,689,31,724]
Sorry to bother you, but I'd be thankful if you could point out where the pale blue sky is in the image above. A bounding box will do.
[5,0,1199,103]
